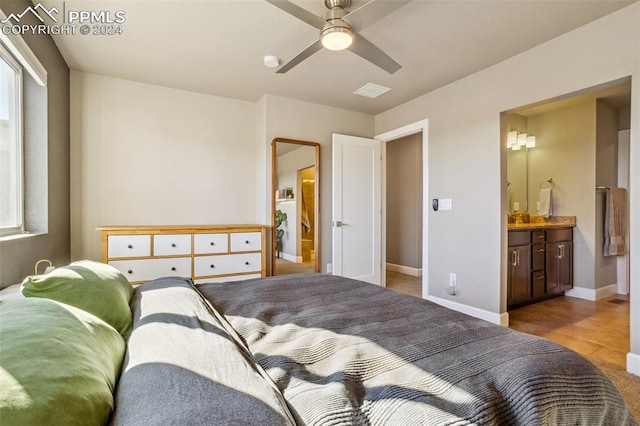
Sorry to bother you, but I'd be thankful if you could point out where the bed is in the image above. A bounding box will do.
[112,273,636,425]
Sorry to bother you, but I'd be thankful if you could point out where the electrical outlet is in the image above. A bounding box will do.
[449,272,456,287]
[327,263,333,274]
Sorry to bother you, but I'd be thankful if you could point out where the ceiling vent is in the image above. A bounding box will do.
[353,83,391,99]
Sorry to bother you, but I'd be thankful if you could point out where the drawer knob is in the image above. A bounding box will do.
[210,264,215,268]
[127,270,133,274]
[127,244,133,249]
[245,261,250,265]
[171,243,176,248]
[245,240,250,244]
[210,242,215,246]
[171,267,176,271]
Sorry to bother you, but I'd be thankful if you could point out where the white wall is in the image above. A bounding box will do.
[70,72,259,261]
[375,3,640,365]
[259,95,374,272]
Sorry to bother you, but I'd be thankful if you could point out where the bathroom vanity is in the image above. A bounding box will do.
[507,216,575,309]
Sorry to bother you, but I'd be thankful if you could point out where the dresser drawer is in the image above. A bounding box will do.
[194,233,229,254]
[230,232,262,252]
[110,257,192,283]
[108,235,151,258]
[154,234,191,256]
[193,274,261,285]
[194,253,262,277]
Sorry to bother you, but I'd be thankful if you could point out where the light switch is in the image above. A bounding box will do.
[440,199,452,210]
[513,201,520,211]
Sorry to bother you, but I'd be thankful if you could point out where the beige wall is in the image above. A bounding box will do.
[259,95,374,272]
[0,1,70,287]
[595,101,621,290]
[386,133,422,269]
[619,105,631,130]
[527,101,596,289]
[70,72,259,261]
[374,2,639,364]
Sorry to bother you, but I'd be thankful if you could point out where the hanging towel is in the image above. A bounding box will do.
[301,187,311,234]
[538,188,552,218]
[604,187,627,256]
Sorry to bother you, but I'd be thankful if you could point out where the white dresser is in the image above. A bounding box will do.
[97,225,268,285]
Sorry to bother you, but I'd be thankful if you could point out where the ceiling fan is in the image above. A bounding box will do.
[265,0,410,74]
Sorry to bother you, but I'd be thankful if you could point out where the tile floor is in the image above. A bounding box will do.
[385,271,631,369]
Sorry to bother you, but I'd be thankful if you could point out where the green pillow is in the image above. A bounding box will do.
[21,260,134,338]
[0,298,125,426]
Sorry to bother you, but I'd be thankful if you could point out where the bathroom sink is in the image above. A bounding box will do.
[509,213,530,224]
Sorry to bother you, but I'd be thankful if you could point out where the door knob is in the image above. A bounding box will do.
[332,221,346,227]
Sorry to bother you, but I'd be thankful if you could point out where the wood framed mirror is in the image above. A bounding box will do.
[271,138,320,275]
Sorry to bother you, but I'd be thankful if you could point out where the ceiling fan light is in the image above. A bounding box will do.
[321,26,354,51]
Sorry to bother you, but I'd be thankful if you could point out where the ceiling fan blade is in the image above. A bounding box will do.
[343,0,411,30]
[348,34,401,74]
[277,39,323,73]
[264,0,326,29]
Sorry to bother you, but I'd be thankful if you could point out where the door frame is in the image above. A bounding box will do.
[376,119,429,294]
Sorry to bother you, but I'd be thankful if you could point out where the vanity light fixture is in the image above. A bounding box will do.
[507,130,536,150]
[526,135,536,148]
[517,133,527,147]
[507,131,518,148]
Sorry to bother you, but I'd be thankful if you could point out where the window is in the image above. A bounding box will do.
[0,42,23,236]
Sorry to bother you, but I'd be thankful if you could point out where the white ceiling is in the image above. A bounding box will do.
[40,0,636,115]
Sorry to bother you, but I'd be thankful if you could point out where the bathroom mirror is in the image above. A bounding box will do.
[507,146,528,213]
[271,138,320,275]
[506,113,530,213]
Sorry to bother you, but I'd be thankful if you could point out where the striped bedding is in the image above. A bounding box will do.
[197,273,637,426]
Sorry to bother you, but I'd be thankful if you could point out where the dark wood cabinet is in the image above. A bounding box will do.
[546,228,573,295]
[508,243,531,306]
[507,227,573,309]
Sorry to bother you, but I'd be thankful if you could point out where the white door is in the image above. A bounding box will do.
[332,134,382,285]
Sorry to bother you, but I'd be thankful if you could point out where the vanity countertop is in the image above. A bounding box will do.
[508,215,576,231]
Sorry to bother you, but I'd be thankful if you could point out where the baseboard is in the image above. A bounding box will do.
[426,295,509,326]
[280,253,302,263]
[565,284,618,301]
[627,352,640,377]
[386,263,422,277]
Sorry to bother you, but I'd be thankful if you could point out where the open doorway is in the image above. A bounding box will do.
[504,78,632,375]
[385,133,423,298]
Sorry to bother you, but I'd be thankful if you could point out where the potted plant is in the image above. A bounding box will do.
[275,210,287,258]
